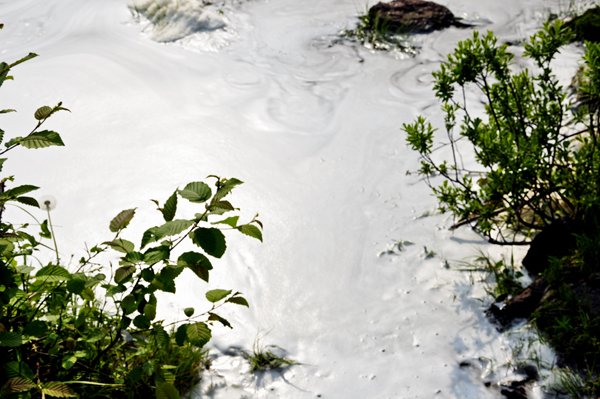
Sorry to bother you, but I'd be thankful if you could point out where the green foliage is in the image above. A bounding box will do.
[0,27,262,399]
[403,21,600,244]
[242,336,298,373]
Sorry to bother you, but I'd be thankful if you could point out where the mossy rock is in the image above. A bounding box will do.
[565,6,600,43]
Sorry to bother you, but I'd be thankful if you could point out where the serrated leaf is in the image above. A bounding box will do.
[206,289,232,303]
[177,252,212,282]
[109,208,136,233]
[36,265,70,282]
[162,191,177,222]
[133,315,151,330]
[0,158,6,172]
[114,266,136,284]
[178,181,212,204]
[42,382,77,397]
[184,307,194,317]
[208,313,232,329]
[153,326,169,349]
[214,178,243,201]
[226,297,249,307]
[143,245,170,264]
[212,216,239,228]
[191,227,226,258]
[211,200,235,211]
[103,239,135,254]
[34,106,53,120]
[61,355,77,370]
[1,184,39,199]
[20,131,65,149]
[140,227,159,249]
[5,362,35,380]
[1,377,36,394]
[156,382,181,399]
[185,322,211,348]
[237,224,263,242]
[16,196,39,207]
[154,220,193,240]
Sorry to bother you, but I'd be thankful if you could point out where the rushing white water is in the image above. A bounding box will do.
[0,0,584,397]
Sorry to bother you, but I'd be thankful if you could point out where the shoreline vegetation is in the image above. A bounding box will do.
[403,5,600,398]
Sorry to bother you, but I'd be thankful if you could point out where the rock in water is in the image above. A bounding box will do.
[368,0,457,34]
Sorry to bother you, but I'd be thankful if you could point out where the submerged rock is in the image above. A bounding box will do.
[368,0,462,34]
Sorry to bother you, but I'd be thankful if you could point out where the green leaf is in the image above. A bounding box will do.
[66,273,86,295]
[61,355,77,370]
[140,227,159,249]
[144,303,156,320]
[154,220,193,240]
[36,265,70,282]
[0,377,36,394]
[103,239,135,253]
[114,266,136,284]
[185,322,211,348]
[143,245,170,264]
[191,227,226,258]
[20,130,65,149]
[206,289,232,303]
[214,178,243,201]
[208,313,232,329]
[0,109,16,114]
[177,251,212,282]
[16,265,34,274]
[184,307,194,317]
[175,324,187,346]
[80,287,95,301]
[212,216,239,228]
[227,296,249,307]
[162,191,178,222]
[133,315,151,330]
[109,208,136,233]
[153,326,170,349]
[0,158,6,172]
[237,224,263,242]
[34,106,53,120]
[42,382,77,397]
[5,362,35,380]
[40,219,52,239]
[24,321,48,337]
[16,196,39,207]
[121,295,137,315]
[178,182,212,204]
[1,184,39,199]
[156,382,181,399]
[151,265,183,293]
[143,361,156,376]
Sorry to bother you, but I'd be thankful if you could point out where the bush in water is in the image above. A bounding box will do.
[403,21,600,245]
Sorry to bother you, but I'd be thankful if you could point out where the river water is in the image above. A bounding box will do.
[0,0,584,397]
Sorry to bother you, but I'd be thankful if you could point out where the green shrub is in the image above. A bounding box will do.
[0,24,261,399]
[403,21,600,244]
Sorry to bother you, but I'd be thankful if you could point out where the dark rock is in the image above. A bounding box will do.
[564,6,600,43]
[368,0,459,34]
[486,278,548,327]
[522,217,579,276]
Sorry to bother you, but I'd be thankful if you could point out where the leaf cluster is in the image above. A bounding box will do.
[0,26,261,399]
[404,22,600,244]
